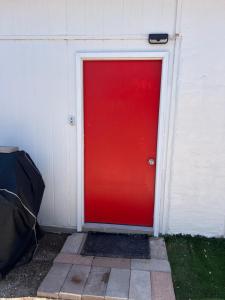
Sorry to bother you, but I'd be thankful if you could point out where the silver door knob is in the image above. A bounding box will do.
[148,158,155,166]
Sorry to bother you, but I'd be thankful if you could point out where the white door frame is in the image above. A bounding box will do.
[75,51,169,237]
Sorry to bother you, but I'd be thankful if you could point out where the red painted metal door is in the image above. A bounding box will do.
[84,60,162,226]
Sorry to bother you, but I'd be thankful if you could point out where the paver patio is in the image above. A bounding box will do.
[37,233,175,300]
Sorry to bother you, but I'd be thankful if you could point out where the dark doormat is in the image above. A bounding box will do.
[80,232,150,259]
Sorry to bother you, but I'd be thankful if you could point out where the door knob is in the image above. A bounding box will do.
[148,158,155,166]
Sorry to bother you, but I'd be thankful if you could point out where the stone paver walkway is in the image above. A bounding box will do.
[37,233,175,300]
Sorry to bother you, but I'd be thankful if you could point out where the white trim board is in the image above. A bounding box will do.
[75,51,169,237]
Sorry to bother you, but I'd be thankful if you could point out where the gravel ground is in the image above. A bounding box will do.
[0,232,68,298]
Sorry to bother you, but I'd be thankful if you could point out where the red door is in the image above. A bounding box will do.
[84,60,162,227]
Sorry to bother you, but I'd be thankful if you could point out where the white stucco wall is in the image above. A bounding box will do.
[168,0,225,237]
[0,0,224,236]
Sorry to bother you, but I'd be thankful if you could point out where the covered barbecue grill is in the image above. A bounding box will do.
[0,149,45,277]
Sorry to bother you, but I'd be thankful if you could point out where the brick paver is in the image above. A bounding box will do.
[37,263,71,298]
[105,268,130,300]
[131,258,171,272]
[151,271,176,300]
[59,265,91,300]
[37,234,175,300]
[55,254,93,266]
[61,233,86,254]
[149,238,168,260]
[129,270,151,300]
[92,257,131,269]
[82,267,110,300]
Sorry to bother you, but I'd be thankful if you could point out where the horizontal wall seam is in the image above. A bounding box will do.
[0,34,177,41]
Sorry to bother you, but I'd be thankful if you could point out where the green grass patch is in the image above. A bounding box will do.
[165,235,225,300]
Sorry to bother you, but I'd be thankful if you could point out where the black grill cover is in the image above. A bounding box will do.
[0,151,45,277]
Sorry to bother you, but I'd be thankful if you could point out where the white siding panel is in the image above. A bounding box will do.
[141,0,176,34]
[0,40,74,228]
[0,0,66,35]
[0,0,200,233]
[0,0,176,36]
[66,0,86,35]
[102,0,124,35]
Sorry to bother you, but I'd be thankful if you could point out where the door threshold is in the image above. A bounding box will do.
[82,223,153,235]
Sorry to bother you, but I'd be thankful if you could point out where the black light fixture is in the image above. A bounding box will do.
[148,33,169,45]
